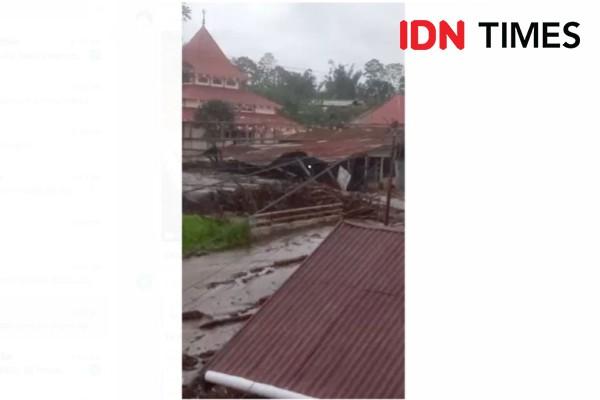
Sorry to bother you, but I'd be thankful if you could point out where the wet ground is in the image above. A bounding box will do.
[183,170,281,198]
[182,225,334,390]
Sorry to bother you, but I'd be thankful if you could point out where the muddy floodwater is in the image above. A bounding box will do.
[182,225,334,388]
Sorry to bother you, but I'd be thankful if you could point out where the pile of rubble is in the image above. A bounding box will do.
[183,180,403,224]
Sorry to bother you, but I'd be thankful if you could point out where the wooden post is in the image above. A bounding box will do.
[384,126,399,226]
[327,168,337,186]
[363,156,369,190]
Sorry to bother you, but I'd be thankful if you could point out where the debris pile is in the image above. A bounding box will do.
[184,181,403,224]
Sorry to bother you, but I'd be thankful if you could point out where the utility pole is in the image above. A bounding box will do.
[384,121,399,225]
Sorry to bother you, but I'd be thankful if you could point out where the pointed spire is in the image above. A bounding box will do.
[202,9,206,26]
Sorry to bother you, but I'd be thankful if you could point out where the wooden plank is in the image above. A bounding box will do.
[254,203,342,219]
[261,208,342,224]
[253,158,347,214]
[255,209,342,227]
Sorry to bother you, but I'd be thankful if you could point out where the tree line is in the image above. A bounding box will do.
[231,53,404,125]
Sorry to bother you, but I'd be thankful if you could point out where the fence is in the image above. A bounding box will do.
[249,203,343,230]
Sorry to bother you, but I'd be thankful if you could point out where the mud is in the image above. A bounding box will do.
[273,255,307,267]
[182,310,207,321]
[182,225,334,394]
[183,354,199,371]
[198,314,253,330]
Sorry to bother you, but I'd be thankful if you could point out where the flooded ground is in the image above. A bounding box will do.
[183,170,281,198]
[182,224,335,390]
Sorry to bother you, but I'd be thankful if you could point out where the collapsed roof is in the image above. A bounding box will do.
[221,127,401,165]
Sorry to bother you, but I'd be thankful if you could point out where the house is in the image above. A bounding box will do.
[310,99,364,110]
[203,221,404,398]
[351,94,405,191]
[182,20,300,162]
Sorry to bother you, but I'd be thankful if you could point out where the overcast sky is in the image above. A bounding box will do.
[183,3,405,80]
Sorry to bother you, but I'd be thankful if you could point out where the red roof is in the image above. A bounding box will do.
[182,107,300,127]
[183,85,281,109]
[221,128,395,164]
[183,26,246,80]
[352,94,405,126]
[233,112,300,127]
[205,221,404,398]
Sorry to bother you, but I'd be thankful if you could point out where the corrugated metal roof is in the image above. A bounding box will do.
[205,221,404,398]
[220,128,398,165]
[352,95,405,126]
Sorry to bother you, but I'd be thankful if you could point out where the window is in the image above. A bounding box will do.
[197,74,209,84]
[183,63,194,84]
[226,79,237,87]
[183,71,194,83]
[212,78,222,85]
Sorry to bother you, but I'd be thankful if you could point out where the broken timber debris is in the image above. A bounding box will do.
[198,314,252,330]
[273,255,307,267]
[183,310,208,321]
[183,180,403,224]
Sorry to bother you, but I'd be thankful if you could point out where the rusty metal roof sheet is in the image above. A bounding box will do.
[221,128,398,165]
[205,221,404,398]
[352,95,405,126]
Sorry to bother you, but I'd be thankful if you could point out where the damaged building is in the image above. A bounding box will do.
[182,22,405,193]
[218,125,404,192]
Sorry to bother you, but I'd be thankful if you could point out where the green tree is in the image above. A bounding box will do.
[384,63,404,91]
[193,100,234,145]
[364,58,386,81]
[360,79,396,105]
[321,62,362,99]
[232,56,259,85]
[235,54,317,120]
[359,60,404,103]
[257,53,277,87]
[182,3,191,21]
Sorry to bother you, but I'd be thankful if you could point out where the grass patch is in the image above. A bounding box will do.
[182,214,250,256]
